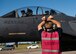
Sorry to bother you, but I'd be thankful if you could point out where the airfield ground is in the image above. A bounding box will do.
[0,44,76,54]
[0,48,76,54]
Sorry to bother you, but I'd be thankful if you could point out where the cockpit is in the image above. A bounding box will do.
[1,6,62,18]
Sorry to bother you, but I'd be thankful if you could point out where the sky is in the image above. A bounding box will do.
[0,0,76,16]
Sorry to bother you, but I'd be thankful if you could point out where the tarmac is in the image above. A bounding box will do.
[0,49,76,54]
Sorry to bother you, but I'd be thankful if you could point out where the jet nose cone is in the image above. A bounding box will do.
[69,21,76,32]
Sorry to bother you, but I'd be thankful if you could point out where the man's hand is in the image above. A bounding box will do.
[41,16,46,21]
[47,15,54,21]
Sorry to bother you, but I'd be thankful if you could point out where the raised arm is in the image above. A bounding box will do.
[51,20,61,28]
[38,16,46,30]
[38,21,45,31]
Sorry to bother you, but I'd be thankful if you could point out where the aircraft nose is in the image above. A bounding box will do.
[69,21,76,32]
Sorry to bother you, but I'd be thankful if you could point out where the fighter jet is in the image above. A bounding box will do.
[0,6,76,42]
